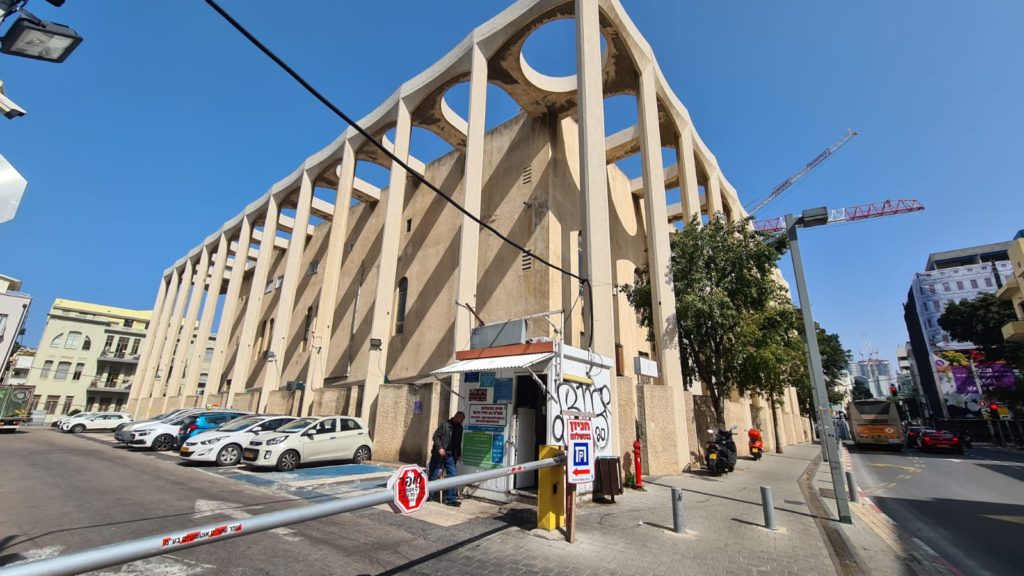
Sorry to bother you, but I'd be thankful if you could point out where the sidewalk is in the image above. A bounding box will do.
[396,444,857,575]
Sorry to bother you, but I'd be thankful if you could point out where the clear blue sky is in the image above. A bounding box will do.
[2,1,1022,370]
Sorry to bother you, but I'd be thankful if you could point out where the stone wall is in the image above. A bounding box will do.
[311,385,362,417]
[636,384,687,476]
[371,381,448,464]
[614,376,639,478]
[205,392,227,409]
[265,390,297,415]
[183,395,201,409]
[230,391,259,412]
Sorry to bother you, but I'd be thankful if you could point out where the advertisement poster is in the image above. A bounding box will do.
[462,431,504,469]
[933,352,1016,417]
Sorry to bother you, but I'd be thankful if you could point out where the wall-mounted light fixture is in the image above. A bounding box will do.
[369,338,382,350]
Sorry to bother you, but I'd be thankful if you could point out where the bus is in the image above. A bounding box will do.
[848,399,904,449]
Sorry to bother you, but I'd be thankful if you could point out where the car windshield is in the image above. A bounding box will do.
[277,418,317,433]
[167,414,195,425]
[219,417,263,432]
[151,411,176,421]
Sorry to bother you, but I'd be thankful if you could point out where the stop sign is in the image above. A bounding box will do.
[388,465,428,515]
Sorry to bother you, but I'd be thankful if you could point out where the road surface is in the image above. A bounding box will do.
[850,443,1024,576]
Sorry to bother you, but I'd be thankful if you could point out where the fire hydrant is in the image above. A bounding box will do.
[633,439,644,488]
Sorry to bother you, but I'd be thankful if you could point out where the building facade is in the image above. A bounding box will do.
[128,0,808,474]
[997,230,1024,343]
[848,358,893,399]
[0,274,31,384]
[904,237,1017,419]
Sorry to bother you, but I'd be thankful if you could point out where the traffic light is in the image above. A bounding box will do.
[890,385,898,397]
[990,402,1000,413]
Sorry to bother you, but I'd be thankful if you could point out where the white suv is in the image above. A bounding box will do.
[129,409,251,451]
[52,412,96,429]
[62,413,132,433]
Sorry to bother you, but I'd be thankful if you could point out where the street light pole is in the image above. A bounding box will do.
[785,212,852,524]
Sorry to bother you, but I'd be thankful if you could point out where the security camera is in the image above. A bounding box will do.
[0,82,27,119]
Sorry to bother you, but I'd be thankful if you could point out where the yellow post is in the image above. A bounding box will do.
[537,445,566,531]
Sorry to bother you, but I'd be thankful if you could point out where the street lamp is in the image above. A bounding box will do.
[0,9,82,63]
[785,207,853,524]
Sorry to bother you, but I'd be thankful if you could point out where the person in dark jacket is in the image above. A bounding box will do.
[428,411,465,506]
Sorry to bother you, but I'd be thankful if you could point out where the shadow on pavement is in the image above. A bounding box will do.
[976,462,1024,482]
[647,481,832,522]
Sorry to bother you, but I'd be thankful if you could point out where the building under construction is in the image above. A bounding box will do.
[127,0,810,481]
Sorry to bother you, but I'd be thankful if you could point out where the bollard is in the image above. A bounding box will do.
[846,471,861,503]
[671,488,684,533]
[760,485,778,530]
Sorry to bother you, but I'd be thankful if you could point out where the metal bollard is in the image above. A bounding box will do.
[846,471,861,503]
[671,488,684,533]
[760,485,778,530]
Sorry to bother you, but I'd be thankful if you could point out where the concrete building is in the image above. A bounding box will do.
[4,348,35,387]
[997,230,1024,343]
[848,358,893,399]
[128,0,808,479]
[0,274,31,386]
[904,236,1017,419]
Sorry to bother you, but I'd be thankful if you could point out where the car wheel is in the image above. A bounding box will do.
[216,444,242,467]
[71,424,85,434]
[276,450,300,472]
[353,445,371,464]
[152,434,175,452]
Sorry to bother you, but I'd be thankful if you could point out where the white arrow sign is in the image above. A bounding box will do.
[0,153,27,224]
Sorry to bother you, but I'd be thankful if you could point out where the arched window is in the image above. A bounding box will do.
[54,362,72,380]
[64,331,82,349]
[50,334,64,348]
[395,277,408,335]
[41,360,53,378]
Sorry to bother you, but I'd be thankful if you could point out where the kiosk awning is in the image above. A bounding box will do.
[430,352,555,376]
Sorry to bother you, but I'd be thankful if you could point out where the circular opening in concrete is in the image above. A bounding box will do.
[519,18,606,94]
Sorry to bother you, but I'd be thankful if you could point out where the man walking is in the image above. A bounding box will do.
[429,411,465,506]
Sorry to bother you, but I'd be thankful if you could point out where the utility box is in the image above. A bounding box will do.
[593,456,623,503]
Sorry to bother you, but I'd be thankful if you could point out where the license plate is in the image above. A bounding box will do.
[180,447,191,455]
[709,453,717,460]
[243,449,258,461]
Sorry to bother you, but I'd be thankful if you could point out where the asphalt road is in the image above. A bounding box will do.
[0,428,526,575]
[849,443,1024,576]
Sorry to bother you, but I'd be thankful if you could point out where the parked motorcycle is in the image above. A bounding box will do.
[705,426,738,475]
[748,427,763,460]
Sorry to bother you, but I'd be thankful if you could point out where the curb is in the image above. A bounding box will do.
[842,446,963,576]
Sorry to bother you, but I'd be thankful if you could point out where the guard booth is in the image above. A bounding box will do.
[431,338,614,502]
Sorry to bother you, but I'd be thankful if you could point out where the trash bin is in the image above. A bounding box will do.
[593,456,623,502]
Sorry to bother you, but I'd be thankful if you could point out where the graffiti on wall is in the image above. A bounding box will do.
[549,377,612,450]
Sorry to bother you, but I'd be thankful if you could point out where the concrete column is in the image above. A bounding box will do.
[138,269,181,416]
[228,198,280,408]
[576,0,619,454]
[676,127,701,225]
[183,236,229,404]
[451,43,488,416]
[259,174,314,412]
[131,275,169,410]
[207,217,253,393]
[706,169,724,219]
[167,249,209,402]
[153,261,192,400]
[304,143,357,415]
[364,99,413,425]
[636,65,690,463]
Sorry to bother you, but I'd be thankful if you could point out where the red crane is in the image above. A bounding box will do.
[752,199,925,233]
[746,129,859,216]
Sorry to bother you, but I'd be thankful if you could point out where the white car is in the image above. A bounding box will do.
[242,416,373,471]
[62,413,132,433]
[129,409,250,451]
[115,408,200,444]
[52,412,97,429]
[179,415,296,466]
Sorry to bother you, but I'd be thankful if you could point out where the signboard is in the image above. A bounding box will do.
[480,372,496,387]
[388,465,428,515]
[634,356,659,378]
[493,378,513,403]
[566,418,594,484]
[463,431,504,469]
[467,403,508,429]
[468,387,492,403]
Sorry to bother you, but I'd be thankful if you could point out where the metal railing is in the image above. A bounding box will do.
[0,455,566,576]
[98,350,141,362]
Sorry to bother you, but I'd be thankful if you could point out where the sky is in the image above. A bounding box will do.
[2,1,1022,371]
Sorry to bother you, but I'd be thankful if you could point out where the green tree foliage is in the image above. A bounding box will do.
[938,293,1024,405]
[851,379,872,401]
[621,216,789,427]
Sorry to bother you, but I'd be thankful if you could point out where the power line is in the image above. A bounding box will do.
[203,0,597,347]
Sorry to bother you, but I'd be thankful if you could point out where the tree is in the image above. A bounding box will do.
[790,318,852,414]
[938,294,1024,369]
[851,379,872,401]
[621,216,788,427]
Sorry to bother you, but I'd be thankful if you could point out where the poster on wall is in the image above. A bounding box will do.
[480,372,496,387]
[933,352,1016,418]
[467,403,508,431]
[462,431,505,469]
[468,387,492,403]
[493,378,513,403]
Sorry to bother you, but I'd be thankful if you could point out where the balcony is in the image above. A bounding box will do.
[98,349,140,364]
[88,378,132,393]
[1002,320,1024,343]
[996,280,1020,302]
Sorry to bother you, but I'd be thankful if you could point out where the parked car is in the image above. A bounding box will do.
[128,409,251,451]
[115,408,200,445]
[919,430,964,454]
[242,416,372,472]
[62,413,132,433]
[52,412,96,429]
[176,411,250,446]
[906,426,931,448]
[180,415,296,466]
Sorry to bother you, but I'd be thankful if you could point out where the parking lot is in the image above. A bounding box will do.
[0,428,534,575]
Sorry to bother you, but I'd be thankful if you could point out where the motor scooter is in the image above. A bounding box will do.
[748,427,763,460]
[705,426,738,475]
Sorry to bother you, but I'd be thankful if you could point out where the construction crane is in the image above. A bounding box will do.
[752,199,925,233]
[746,129,859,216]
